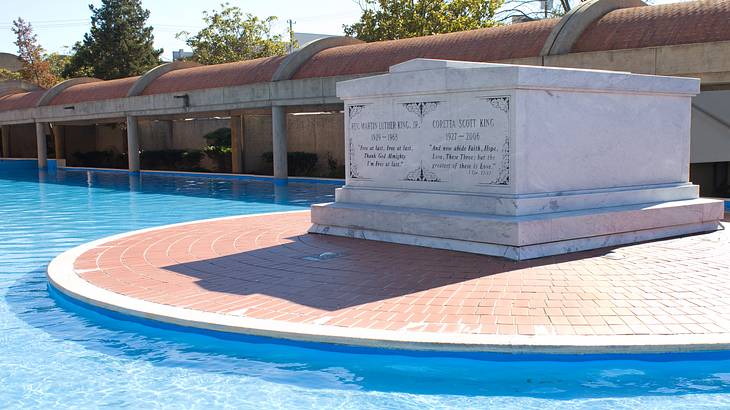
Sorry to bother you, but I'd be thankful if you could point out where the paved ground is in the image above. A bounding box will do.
[70,211,730,340]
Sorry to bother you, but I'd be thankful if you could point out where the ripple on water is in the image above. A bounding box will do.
[1,169,730,409]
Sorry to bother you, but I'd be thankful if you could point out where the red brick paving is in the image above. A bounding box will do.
[73,211,730,338]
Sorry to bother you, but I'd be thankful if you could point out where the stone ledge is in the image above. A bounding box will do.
[335,182,699,216]
[311,198,723,254]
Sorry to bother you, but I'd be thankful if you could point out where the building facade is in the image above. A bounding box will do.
[0,0,728,196]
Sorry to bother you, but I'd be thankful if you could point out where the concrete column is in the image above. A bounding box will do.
[35,122,48,169]
[271,106,288,181]
[51,124,65,160]
[230,115,244,174]
[163,120,174,149]
[1,125,9,158]
[126,116,140,172]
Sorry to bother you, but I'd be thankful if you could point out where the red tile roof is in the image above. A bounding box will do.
[293,19,559,79]
[0,89,46,111]
[141,56,286,95]
[48,77,140,106]
[573,0,730,53]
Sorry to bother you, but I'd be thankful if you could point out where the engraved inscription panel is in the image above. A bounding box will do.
[346,93,511,192]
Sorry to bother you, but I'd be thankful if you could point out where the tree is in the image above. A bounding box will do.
[11,18,58,88]
[45,52,74,81]
[344,0,505,42]
[495,0,573,22]
[177,3,290,65]
[496,0,660,23]
[63,0,162,80]
[0,68,22,82]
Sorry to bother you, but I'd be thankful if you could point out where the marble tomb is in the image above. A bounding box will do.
[309,59,725,260]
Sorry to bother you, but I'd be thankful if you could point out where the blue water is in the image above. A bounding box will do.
[2,167,730,409]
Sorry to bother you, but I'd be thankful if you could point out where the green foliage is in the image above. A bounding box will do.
[177,3,290,65]
[0,68,22,81]
[140,149,204,171]
[203,146,232,172]
[326,152,345,178]
[44,53,72,81]
[12,18,58,88]
[63,0,162,80]
[344,0,504,42]
[203,127,231,147]
[203,127,232,172]
[262,151,319,177]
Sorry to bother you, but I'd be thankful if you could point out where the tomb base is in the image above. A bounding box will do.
[310,198,724,260]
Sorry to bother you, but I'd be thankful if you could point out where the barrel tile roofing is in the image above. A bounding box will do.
[140,55,286,95]
[0,89,46,111]
[292,19,559,79]
[572,0,730,53]
[0,1,728,113]
[48,76,140,106]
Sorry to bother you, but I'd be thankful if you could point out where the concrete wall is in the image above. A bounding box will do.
[126,113,346,176]
[139,118,231,151]
[691,90,730,164]
[95,124,125,153]
[3,123,57,159]
[7,123,35,157]
[543,49,655,75]
[537,41,730,87]
[174,119,227,150]
[64,125,96,156]
[0,75,349,126]
[243,114,273,174]
[62,124,126,156]
[240,112,345,176]
[287,111,345,176]
[138,120,169,151]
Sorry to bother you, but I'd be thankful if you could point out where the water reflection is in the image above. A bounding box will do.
[2,169,730,408]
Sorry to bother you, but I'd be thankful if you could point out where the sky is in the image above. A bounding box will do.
[0,0,691,61]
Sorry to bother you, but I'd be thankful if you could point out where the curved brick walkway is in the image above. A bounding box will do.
[55,210,730,350]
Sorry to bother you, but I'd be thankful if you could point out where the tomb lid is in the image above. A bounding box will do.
[337,58,699,99]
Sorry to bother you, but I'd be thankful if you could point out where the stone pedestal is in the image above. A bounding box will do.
[309,59,725,260]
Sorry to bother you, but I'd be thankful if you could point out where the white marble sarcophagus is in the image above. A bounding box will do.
[310,59,724,260]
